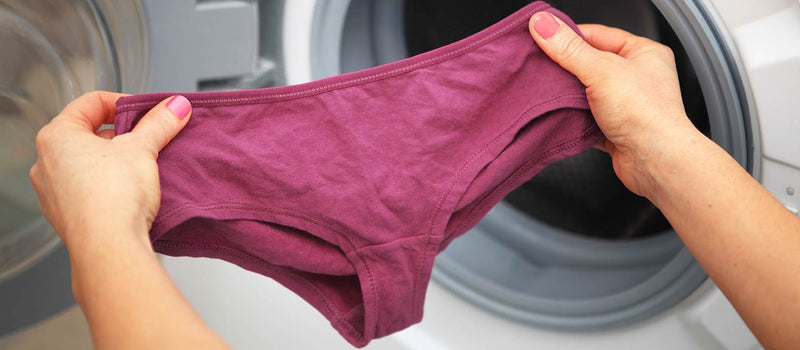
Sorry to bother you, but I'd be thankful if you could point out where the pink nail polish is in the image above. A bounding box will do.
[166,95,191,120]
[533,12,559,39]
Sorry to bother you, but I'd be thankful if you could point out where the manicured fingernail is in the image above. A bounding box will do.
[533,12,559,39]
[166,95,191,120]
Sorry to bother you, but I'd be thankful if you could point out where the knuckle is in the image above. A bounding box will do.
[639,39,674,60]
[34,125,52,151]
[29,165,38,184]
[558,35,587,64]
[29,164,44,195]
[70,91,107,114]
[152,111,175,135]
[597,51,622,69]
[138,109,175,147]
[80,90,103,102]
[653,42,674,58]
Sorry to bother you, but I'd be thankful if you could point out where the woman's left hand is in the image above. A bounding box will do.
[29,91,192,250]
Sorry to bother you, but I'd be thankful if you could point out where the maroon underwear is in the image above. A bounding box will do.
[114,2,601,347]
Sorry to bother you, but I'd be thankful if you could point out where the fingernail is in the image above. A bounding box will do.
[533,12,559,39]
[166,95,191,120]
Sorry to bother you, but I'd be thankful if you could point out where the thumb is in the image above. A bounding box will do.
[129,95,192,154]
[529,11,607,86]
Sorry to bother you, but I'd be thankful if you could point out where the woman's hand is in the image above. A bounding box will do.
[529,12,701,199]
[30,91,191,250]
[528,12,800,349]
[30,92,229,349]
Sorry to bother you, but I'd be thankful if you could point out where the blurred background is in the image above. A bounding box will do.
[1,0,798,348]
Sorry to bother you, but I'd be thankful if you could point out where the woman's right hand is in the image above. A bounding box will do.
[528,12,800,350]
[528,11,703,199]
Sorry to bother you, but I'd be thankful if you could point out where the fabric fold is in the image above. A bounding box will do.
[114,1,602,347]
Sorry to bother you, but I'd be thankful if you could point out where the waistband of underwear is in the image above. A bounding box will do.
[115,1,559,113]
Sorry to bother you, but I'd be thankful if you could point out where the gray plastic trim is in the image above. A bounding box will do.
[139,0,259,92]
[312,0,406,77]
[653,0,752,170]
[310,0,350,79]
[432,203,706,329]
[693,0,760,179]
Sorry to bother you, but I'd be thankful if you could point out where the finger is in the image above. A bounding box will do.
[29,163,40,192]
[578,24,655,58]
[529,12,613,86]
[57,91,129,132]
[95,128,116,140]
[128,95,192,155]
[576,24,636,55]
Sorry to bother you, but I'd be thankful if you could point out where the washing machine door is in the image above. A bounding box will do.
[0,0,269,337]
[0,0,131,335]
[302,0,753,331]
[286,0,772,347]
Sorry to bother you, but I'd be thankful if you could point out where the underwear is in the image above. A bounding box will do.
[114,2,601,347]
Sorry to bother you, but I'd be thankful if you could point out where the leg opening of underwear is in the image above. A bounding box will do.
[153,216,372,343]
[445,107,602,239]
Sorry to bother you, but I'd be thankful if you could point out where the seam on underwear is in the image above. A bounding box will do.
[451,124,602,235]
[117,1,587,340]
[154,203,353,252]
[151,93,584,248]
[147,94,585,338]
[147,93,587,330]
[115,3,549,112]
[410,95,589,320]
[121,109,135,137]
[152,92,587,335]
[152,240,364,339]
[151,203,379,341]
[352,234,427,251]
[151,93,588,326]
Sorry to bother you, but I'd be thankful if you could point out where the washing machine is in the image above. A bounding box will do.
[1,0,798,349]
[0,0,267,347]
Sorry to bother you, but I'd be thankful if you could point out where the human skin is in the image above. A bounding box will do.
[28,13,799,349]
[29,92,229,349]
[530,11,800,349]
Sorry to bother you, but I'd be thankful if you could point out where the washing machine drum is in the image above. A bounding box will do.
[405,1,686,241]
[310,0,751,329]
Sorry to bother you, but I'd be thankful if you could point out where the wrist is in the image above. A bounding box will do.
[641,125,718,206]
[60,211,151,250]
[65,219,155,304]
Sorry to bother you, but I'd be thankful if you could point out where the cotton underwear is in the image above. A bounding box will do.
[114,1,602,347]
